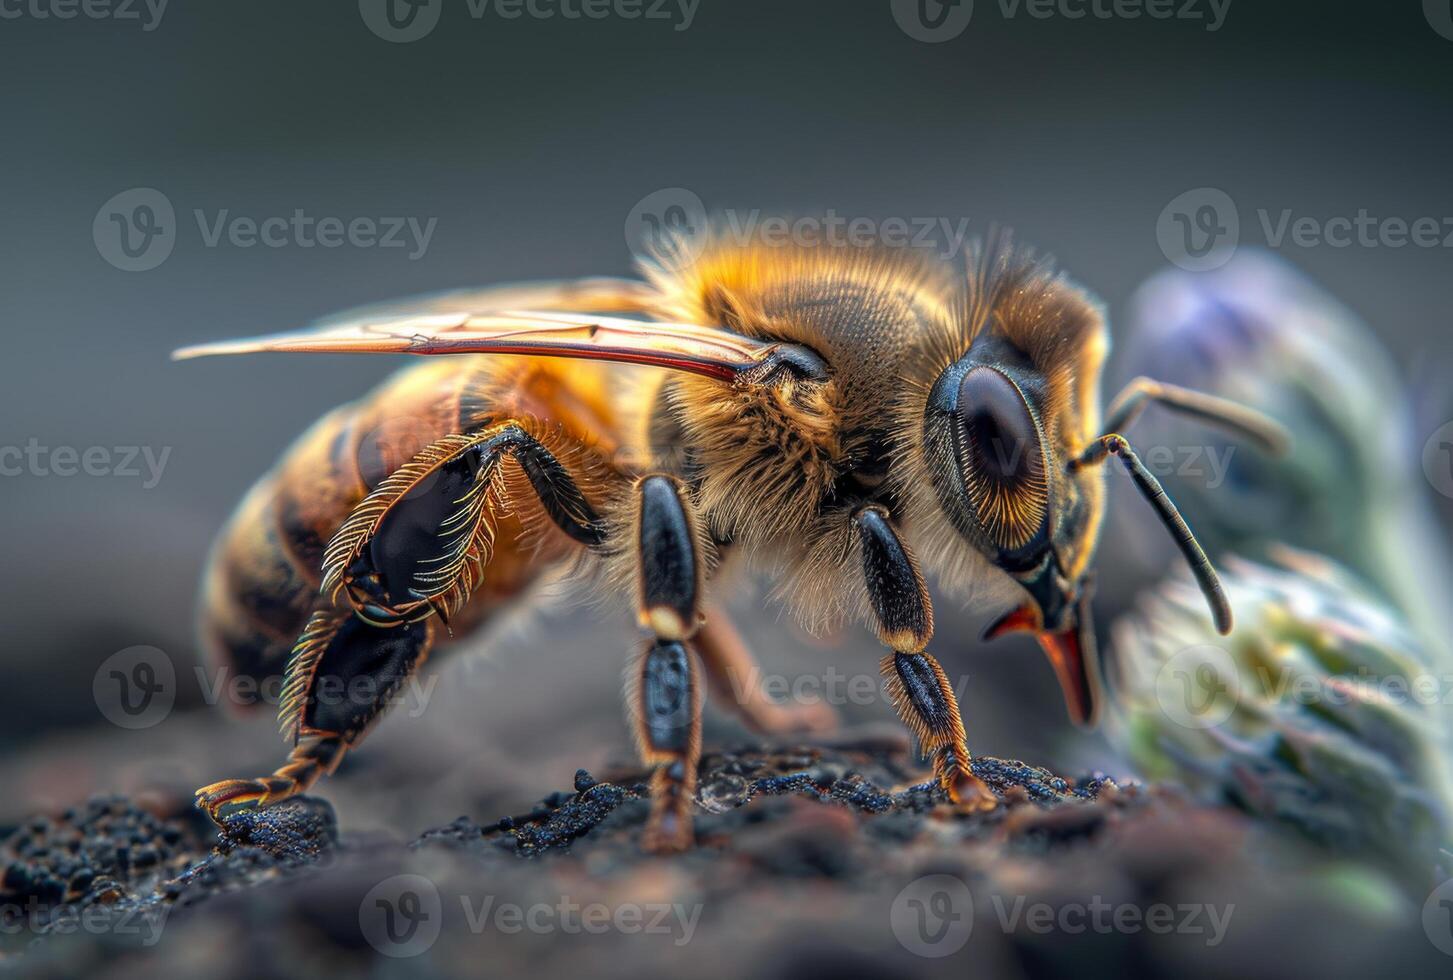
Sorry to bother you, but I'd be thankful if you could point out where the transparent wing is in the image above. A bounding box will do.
[173,279,778,383]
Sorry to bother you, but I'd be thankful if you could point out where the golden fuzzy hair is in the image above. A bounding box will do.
[637,226,959,549]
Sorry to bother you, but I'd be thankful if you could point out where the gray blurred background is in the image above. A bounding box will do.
[1,0,1450,827]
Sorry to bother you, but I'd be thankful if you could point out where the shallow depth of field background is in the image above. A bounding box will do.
[0,1,1450,829]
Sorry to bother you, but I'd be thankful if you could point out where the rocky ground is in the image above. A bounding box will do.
[4,735,1449,980]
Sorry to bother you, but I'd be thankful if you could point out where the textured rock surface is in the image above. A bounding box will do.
[4,740,1448,979]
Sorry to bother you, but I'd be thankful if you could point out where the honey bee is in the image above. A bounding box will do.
[177,228,1287,851]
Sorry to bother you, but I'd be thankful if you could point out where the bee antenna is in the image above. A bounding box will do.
[1071,434,1233,635]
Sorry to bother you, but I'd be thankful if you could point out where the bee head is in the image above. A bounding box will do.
[921,332,1104,727]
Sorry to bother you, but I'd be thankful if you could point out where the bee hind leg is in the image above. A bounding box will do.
[194,733,346,817]
[196,613,435,824]
[695,607,838,736]
[198,421,610,826]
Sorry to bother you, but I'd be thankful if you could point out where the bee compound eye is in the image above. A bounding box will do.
[937,365,1053,557]
[954,367,1045,491]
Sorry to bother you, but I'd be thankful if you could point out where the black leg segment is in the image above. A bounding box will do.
[639,639,697,756]
[852,505,933,653]
[635,475,701,642]
[327,423,606,628]
[632,638,702,853]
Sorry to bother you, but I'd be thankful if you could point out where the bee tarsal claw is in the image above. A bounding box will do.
[194,779,276,822]
[945,772,999,813]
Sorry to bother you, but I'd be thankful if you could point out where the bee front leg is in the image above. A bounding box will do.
[627,475,705,853]
[851,505,997,812]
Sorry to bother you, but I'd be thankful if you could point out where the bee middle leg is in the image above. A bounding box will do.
[852,505,997,811]
[627,475,707,853]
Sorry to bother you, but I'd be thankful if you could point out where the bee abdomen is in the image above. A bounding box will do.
[199,406,369,707]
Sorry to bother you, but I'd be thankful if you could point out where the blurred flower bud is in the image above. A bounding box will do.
[1110,549,1453,888]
